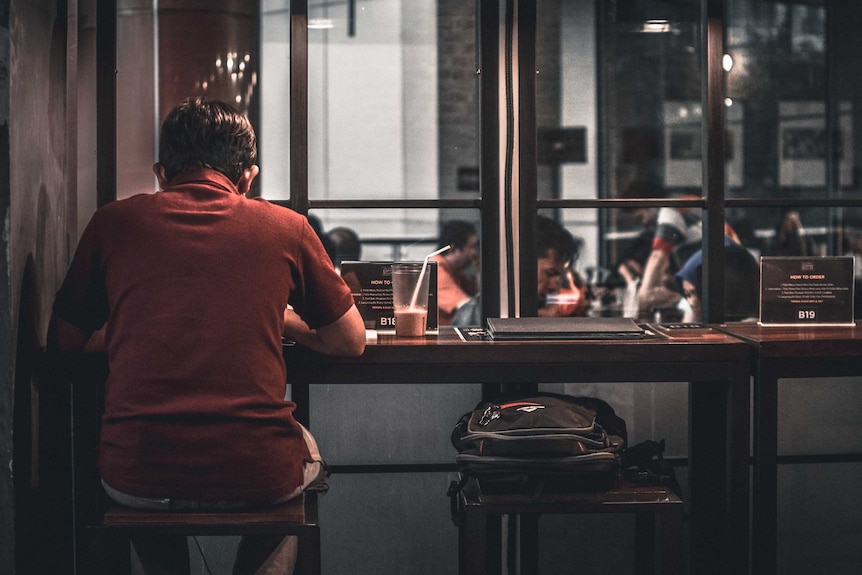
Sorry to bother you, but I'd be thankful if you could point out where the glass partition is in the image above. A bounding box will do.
[259,0,291,198]
[594,0,703,200]
[725,1,834,201]
[534,0,598,202]
[300,0,478,205]
[308,207,481,263]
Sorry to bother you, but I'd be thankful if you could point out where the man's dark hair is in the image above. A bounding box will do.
[158,97,257,184]
[439,220,477,250]
[536,215,579,265]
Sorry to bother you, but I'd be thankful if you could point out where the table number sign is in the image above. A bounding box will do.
[759,256,855,326]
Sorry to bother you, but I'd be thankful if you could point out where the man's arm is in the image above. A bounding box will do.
[637,249,681,312]
[47,315,104,353]
[283,304,366,357]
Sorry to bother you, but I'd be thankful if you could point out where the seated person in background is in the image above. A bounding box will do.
[536,215,590,317]
[326,226,362,271]
[48,97,366,575]
[451,215,587,325]
[434,220,480,325]
[452,215,590,327]
[616,227,654,288]
[615,180,660,288]
[768,210,815,257]
[638,203,740,317]
[674,239,760,323]
[307,214,336,263]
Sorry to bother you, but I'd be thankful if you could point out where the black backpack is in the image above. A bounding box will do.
[449,392,627,497]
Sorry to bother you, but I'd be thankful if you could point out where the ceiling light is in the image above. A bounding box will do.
[642,20,670,33]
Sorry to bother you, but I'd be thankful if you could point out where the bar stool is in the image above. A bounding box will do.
[455,478,683,575]
[83,491,321,574]
[61,353,322,574]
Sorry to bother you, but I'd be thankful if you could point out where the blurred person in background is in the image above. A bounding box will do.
[434,220,481,325]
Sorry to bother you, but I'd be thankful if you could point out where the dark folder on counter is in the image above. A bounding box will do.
[486,317,646,340]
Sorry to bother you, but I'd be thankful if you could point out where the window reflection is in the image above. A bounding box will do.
[593,0,702,199]
[723,1,854,202]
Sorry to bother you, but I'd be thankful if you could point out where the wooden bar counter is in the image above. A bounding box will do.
[284,324,751,575]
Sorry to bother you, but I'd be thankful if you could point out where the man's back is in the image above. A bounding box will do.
[54,169,355,504]
[50,96,366,573]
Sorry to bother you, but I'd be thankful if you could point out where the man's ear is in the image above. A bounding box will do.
[153,163,169,189]
[237,165,260,196]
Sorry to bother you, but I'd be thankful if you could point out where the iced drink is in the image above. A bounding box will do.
[395,307,428,337]
[391,262,430,337]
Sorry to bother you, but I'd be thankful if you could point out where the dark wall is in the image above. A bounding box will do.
[2,0,73,572]
[0,0,12,570]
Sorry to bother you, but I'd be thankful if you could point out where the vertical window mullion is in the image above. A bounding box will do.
[479,0,503,323]
[290,0,309,216]
[702,0,726,323]
[518,0,538,317]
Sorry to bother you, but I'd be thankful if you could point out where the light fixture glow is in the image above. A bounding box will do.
[308,18,334,29]
[724,98,733,107]
[642,20,670,33]
[722,54,734,72]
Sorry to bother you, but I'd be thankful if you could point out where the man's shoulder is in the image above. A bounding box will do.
[94,192,157,219]
[242,197,307,224]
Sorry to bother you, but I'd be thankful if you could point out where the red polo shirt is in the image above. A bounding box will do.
[53,169,354,503]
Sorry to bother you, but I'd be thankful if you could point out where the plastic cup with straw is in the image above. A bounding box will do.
[392,245,452,336]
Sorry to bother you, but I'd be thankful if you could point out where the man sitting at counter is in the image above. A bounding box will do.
[48,96,366,574]
[451,214,587,325]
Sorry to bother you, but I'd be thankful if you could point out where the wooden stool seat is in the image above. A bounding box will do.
[458,479,683,575]
[86,491,321,574]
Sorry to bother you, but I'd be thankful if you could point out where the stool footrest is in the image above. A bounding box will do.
[102,496,313,527]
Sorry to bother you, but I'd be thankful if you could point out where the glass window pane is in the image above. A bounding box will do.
[260,0,292,200]
[117,3,261,200]
[535,0,598,201]
[308,207,436,262]
[531,207,773,324]
[594,0,703,199]
[729,206,862,319]
[116,4,156,200]
[310,208,481,327]
[299,0,477,202]
[724,1,852,199]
